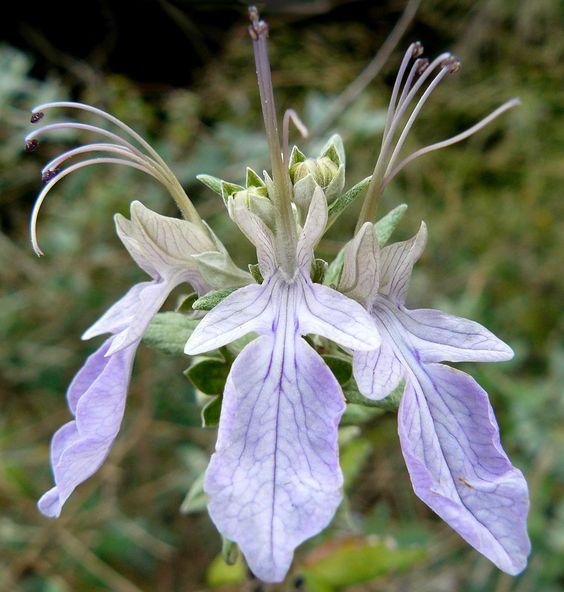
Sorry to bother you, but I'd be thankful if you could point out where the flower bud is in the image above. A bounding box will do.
[231,188,274,226]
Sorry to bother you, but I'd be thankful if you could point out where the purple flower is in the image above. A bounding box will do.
[38,201,214,517]
[342,222,530,575]
[185,189,380,582]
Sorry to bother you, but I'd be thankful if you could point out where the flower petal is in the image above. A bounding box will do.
[185,279,278,355]
[398,363,530,575]
[353,339,404,400]
[297,186,327,270]
[38,338,136,518]
[379,222,427,304]
[397,307,514,363]
[205,334,345,582]
[299,275,380,351]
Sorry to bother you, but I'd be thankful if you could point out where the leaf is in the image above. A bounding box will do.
[206,553,246,588]
[193,251,252,289]
[248,263,263,284]
[327,176,371,226]
[180,472,207,514]
[324,248,345,287]
[311,258,328,283]
[201,395,222,428]
[221,537,239,565]
[196,174,224,196]
[301,536,426,590]
[323,354,352,384]
[193,288,237,311]
[374,203,408,246]
[143,312,199,355]
[185,359,230,395]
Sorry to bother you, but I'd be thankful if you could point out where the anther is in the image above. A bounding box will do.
[416,58,430,75]
[42,169,60,182]
[30,112,44,124]
[443,56,461,73]
[412,41,424,58]
[248,6,268,40]
[25,139,39,152]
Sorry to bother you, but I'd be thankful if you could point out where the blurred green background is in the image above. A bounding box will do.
[1,1,562,590]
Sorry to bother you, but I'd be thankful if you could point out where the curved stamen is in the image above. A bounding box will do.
[282,109,309,165]
[385,61,455,176]
[396,57,428,113]
[41,143,168,185]
[30,157,162,256]
[383,98,520,185]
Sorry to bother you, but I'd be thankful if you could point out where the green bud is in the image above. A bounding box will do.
[230,188,274,226]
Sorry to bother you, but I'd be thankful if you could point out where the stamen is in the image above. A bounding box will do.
[385,60,457,176]
[42,169,60,182]
[30,112,44,123]
[25,139,39,152]
[282,109,309,165]
[384,98,520,185]
[396,58,427,110]
[30,157,163,256]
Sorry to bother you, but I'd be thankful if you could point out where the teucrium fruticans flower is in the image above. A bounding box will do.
[27,5,529,584]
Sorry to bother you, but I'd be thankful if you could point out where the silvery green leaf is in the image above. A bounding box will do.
[196,174,223,196]
[324,248,345,287]
[246,167,266,190]
[327,176,371,227]
[193,251,252,289]
[289,145,306,168]
[248,263,263,284]
[143,312,199,355]
[320,133,345,166]
[374,203,408,246]
[324,163,345,202]
[193,288,237,311]
[311,258,328,283]
[180,472,207,514]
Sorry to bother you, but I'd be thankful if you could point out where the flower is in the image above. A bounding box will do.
[339,221,530,575]
[37,200,218,517]
[185,188,380,582]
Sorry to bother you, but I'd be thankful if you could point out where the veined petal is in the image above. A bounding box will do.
[184,278,278,355]
[82,282,151,341]
[353,339,404,400]
[299,275,380,351]
[397,307,514,363]
[38,337,136,518]
[205,333,345,582]
[297,186,327,270]
[230,203,277,277]
[338,222,380,304]
[379,222,427,304]
[399,364,530,575]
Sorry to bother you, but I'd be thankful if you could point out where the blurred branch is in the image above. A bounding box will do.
[311,0,421,137]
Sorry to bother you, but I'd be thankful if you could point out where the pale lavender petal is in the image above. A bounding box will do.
[230,204,277,277]
[299,275,380,351]
[82,282,150,341]
[379,222,427,304]
[205,334,345,582]
[297,186,327,270]
[397,307,514,363]
[353,339,404,400]
[105,278,179,355]
[38,338,136,518]
[398,364,530,575]
[185,278,278,355]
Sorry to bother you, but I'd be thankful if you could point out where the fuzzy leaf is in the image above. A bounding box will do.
[193,288,237,311]
[185,359,230,395]
[327,176,371,225]
[143,312,199,355]
[196,174,224,196]
[374,203,408,246]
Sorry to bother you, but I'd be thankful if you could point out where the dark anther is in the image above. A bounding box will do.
[248,5,268,40]
[25,139,39,152]
[293,574,306,589]
[416,58,430,75]
[412,41,424,58]
[42,169,60,182]
[443,56,461,73]
[30,112,44,123]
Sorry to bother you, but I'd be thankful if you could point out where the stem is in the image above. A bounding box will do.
[249,7,297,275]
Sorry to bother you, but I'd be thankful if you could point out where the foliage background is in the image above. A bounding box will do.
[0,0,562,590]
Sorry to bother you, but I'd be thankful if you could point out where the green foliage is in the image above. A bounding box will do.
[143,312,199,355]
